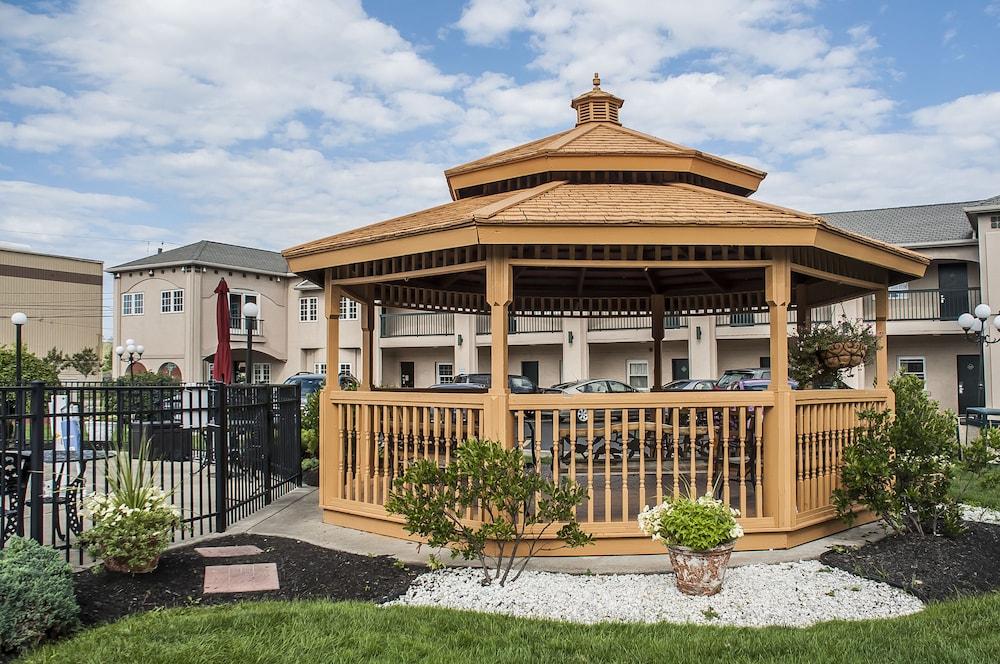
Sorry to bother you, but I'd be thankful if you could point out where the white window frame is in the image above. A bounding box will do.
[252,362,271,384]
[299,296,318,322]
[436,362,454,384]
[338,362,352,377]
[229,291,260,332]
[161,289,183,313]
[339,296,358,320]
[626,360,649,391]
[897,356,926,383]
[314,362,327,375]
[122,292,143,316]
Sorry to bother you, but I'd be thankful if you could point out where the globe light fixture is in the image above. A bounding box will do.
[116,339,144,382]
[958,302,999,413]
[242,301,259,384]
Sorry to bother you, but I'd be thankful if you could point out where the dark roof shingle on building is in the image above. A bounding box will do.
[109,240,289,274]
[820,200,979,246]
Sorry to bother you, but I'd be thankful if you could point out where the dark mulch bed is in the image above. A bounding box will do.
[821,521,1000,602]
[74,534,423,626]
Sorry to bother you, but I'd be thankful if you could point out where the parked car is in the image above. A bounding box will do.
[729,378,799,390]
[284,372,358,407]
[715,368,770,390]
[549,379,637,395]
[427,373,546,393]
[662,379,717,391]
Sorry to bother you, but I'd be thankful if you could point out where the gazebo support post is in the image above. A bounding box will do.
[321,273,342,506]
[874,286,889,390]
[795,284,811,336]
[763,250,795,529]
[360,285,375,391]
[650,294,665,391]
[485,247,513,447]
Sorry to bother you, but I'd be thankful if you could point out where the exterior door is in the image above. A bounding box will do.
[957,354,983,416]
[671,358,690,380]
[520,361,539,387]
[938,263,969,321]
[400,362,415,388]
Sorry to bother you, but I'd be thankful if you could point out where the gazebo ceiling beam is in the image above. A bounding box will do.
[790,263,884,291]
[507,258,772,269]
[330,260,486,286]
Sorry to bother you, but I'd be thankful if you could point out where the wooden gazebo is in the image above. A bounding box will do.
[284,76,929,553]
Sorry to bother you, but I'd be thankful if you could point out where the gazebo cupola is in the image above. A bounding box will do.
[443,78,767,200]
[571,72,624,125]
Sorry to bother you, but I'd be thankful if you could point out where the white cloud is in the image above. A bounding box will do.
[456,0,532,46]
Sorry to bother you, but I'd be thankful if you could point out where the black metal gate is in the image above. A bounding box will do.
[0,381,301,562]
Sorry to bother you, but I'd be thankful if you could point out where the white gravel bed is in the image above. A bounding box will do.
[390,560,924,627]
[962,503,1000,524]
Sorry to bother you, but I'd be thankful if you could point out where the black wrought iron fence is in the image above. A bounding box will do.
[0,381,301,562]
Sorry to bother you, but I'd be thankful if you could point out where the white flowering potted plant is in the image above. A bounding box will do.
[638,495,743,595]
[79,439,181,573]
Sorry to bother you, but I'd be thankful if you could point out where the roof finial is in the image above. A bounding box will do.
[593,72,601,89]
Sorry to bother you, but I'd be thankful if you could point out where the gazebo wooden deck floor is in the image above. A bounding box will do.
[284,77,929,554]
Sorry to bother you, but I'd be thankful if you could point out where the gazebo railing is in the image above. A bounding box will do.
[791,390,888,523]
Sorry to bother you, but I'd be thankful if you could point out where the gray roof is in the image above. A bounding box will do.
[820,200,978,246]
[108,240,289,274]
[968,194,1000,209]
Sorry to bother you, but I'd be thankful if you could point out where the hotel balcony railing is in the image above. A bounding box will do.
[587,315,688,331]
[229,317,264,336]
[475,315,564,335]
[861,287,981,322]
[715,306,833,328]
[380,312,455,337]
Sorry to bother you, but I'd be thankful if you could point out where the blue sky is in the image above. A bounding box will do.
[1,0,999,325]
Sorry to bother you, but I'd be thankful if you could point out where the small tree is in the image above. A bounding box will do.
[386,438,592,586]
[70,347,101,377]
[0,345,60,385]
[833,373,962,536]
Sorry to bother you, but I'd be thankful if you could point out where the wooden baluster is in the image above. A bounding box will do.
[754,405,763,518]
[534,408,544,511]
[334,402,344,501]
[604,409,612,522]
[705,407,715,498]
[621,408,630,522]
[795,405,804,512]
[551,409,560,485]
[823,403,833,507]
[803,405,813,511]
[587,410,595,523]
[672,408,681,500]
[722,407,731,509]
[738,407,747,516]
[655,408,664,505]
[811,405,820,511]
[688,407,697,497]
[444,405,453,467]
[638,407,646,512]
[569,411,578,520]
[345,403,355,500]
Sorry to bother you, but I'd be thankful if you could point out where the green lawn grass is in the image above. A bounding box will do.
[19,594,1000,664]
[952,468,1000,510]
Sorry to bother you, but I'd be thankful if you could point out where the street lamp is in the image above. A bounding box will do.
[116,338,145,382]
[957,304,1000,410]
[10,312,27,386]
[243,302,259,384]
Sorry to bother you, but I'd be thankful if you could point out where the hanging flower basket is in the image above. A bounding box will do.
[817,341,866,370]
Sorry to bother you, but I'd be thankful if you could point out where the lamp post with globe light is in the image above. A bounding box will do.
[115,339,144,383]
[957,304,1000,410]
[10,312,27,386]
[243,302,259,384]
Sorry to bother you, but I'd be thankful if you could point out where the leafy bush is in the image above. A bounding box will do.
[638,495,743,550]
[953,427,1000,507]
[790,317,879,388]
[79,438,181,570]
[0,344,60,385]
[832,373,962,536]
[301,457,319,472]
[302,387,320,459]
[386,438,592,586]
[0,537,80,655]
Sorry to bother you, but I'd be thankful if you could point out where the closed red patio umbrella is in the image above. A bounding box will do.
[212,278,234,383]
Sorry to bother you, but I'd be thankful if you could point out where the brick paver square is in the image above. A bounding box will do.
[203,563,280,594]
[195,545,265,558]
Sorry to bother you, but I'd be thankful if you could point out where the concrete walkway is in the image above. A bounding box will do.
[184,486,887,575]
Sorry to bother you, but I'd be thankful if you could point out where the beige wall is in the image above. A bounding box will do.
[1,248,103,380]
[380,346,453,388]
[861,335,972,413]
[717,338,770,375]
[588,341,687,386]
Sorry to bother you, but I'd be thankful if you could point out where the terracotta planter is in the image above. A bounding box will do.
[817,341,866,370]
[667,541,735,596]
[103,554,160,574]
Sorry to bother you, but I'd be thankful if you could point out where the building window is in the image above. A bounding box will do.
[122,292,143,316]
[340,297,358,320]
[338,362,352,377]
[436,362,454,384]
[252,363,271,384]
[228,292,259,331]
[627,360,649,390]
[161,289,183,313]
[314,362,327,375]
[889,282,909,300]
[991,215,1000,229]
[299,297,318,322]
[897,357,926,382]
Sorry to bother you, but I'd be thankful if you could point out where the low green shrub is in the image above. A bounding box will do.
[302,388,320,460]
[638,495,743,550]
[0,537,80,655]
[386,438,592,586]
[833,373,962,536]
[301,457,319,472]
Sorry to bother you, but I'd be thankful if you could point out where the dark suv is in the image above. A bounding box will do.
[427,373,542,393]
[716,368,770,390]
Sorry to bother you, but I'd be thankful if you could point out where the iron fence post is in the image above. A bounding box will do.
[214,381,229,533]
[264,388,274,505]
[28,380,45,543]
[294,383,302,487]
